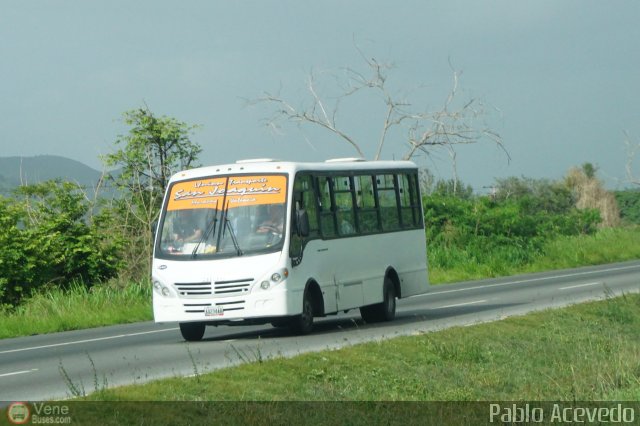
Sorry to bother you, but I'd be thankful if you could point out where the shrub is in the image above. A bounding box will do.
[423,179,602,269]
[614,189,640,224]
[0,181,125,306]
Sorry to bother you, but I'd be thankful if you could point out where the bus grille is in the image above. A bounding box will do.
[174,278,254,297]
[175,282,213,296]
[213,278,253,295]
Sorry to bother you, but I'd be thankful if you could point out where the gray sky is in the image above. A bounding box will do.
[2,1,639,191]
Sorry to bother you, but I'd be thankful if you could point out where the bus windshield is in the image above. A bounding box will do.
[155,174,288,259]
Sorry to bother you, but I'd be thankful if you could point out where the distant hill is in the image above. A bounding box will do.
[0,155,106,196]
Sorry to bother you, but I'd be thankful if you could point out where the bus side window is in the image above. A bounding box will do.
[399,173,419,228]
[376,174,400,231]
[333,175,356,235]
[317,176,337,238]
[355,175,380,233]
[294,174,320,238]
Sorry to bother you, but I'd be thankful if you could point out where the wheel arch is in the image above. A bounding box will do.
[384,267,401,299]
[304,278,325,317]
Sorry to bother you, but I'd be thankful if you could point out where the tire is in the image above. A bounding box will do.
[179,322,206,342]
[360,276,396,323]
[291,290,314,334]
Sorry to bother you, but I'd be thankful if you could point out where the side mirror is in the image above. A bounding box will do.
[295,209,310,238]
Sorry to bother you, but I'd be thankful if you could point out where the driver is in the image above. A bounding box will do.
[173,210,204,243]
[256,204,284,234]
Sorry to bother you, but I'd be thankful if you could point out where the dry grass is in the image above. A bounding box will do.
[566,167,620,227]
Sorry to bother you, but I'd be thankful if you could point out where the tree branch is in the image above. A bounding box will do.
[250,48,509,183]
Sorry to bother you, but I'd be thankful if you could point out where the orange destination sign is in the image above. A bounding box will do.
[167,175,287,211]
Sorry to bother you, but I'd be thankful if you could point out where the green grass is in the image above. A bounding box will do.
[1,226,639,339]
[525,226,640,272]
[0,280,152,339]
[429,226,640,284]
[81,293,640,401]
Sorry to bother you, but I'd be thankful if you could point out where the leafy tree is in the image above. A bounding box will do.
[582,162,598,179]
[493,176,576,215]
[0,181,124,306]
[103,108,202,276]
[0,196,30,305]
[104,108,202,213]
[430,179,474,200]
[614,189,640,224]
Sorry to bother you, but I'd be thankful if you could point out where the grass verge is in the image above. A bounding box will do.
[0,280,151,339]
[429,226,640,284]
[81,293,640,401]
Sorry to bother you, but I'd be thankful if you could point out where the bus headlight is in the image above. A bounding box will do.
[153,280,175,298]
[271,268,289,283]
[260,268,289,291]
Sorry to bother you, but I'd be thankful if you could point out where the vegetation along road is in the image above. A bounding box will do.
[1,260,638,403]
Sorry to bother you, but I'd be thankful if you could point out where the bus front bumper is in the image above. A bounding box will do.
[152,285,301,324]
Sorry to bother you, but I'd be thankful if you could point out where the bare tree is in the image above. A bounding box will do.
[251,48,509,187]
[624,131,640,186]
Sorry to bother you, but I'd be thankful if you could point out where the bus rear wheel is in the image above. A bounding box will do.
[179,322,206,341]
[360,276,396,323]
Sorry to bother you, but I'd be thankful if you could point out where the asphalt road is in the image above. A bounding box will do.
[1,260,639,403]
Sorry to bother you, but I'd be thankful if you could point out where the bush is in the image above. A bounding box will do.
[614,189,640,224]
[0,181,125,306]
[423,179,602,269]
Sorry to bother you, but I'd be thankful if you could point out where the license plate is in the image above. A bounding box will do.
[205,305,224,317]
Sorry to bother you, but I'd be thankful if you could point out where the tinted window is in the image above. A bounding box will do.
[333,176,356,235]
[318,176,337,237]
[355,175,380,233]
[376,174,400,231]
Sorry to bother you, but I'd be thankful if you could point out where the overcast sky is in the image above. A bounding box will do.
[2,1,639,191]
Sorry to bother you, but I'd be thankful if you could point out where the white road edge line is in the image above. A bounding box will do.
[427,264,638,296]
[559,282,602,290]
[0,369,39,378]
[435,300,487,309]
[0,328,179,355]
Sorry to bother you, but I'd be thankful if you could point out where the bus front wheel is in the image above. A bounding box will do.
[291,290,314,334]
[179,322,206,342]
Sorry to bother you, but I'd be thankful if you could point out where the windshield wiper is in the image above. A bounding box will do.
[192,201,219,258]
[224,219,244,256]
[222,201,243,256]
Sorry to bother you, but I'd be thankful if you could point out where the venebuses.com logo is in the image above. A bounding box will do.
[6,402,30,424]
[6,402,72,424]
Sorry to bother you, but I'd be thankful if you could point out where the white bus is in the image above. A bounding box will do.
[152,159,429,341]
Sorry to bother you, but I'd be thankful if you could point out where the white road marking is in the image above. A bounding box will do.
[0,328,179,355]
[559,282,602,290]
[0,369,38,378]
[435,300,487,309]
[427,264,639,296]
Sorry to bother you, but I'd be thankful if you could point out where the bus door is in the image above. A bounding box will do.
[319,175,363,311]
